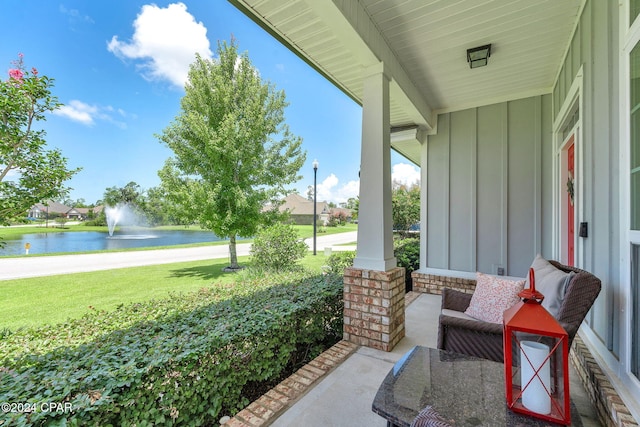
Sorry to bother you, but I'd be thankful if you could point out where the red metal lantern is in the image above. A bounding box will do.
[503,268,571,425]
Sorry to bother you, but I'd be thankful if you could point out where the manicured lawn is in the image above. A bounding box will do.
[294,223,357,239]
[0,251,335,331]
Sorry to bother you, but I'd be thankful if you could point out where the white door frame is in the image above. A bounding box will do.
[552,67,583,266]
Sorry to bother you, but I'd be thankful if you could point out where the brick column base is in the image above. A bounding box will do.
[412,271,477,295]
[343,267,405,352]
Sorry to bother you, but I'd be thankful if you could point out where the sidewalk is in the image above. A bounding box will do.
[0,231,357,280]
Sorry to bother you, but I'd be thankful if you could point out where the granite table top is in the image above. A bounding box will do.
[372,346,583,427]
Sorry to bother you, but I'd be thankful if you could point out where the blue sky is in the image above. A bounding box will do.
[2,1,419,205]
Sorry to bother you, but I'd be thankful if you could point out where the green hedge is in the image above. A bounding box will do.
[324,240,419,278]
[394,238,420,275]
[326,251,356,275]
[0,272,343,426]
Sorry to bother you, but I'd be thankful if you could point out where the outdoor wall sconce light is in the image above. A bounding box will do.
[467,44,492,68]
[503,268,571,425]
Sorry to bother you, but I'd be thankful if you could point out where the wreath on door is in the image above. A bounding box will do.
[566,171,575,206]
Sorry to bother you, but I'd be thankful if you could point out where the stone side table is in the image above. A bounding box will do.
[372,346,583,426]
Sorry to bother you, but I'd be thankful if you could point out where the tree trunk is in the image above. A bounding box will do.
[228,235,239,269]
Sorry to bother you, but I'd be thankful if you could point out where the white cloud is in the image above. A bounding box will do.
[59,5,94,24]
[312,163,419,204]
[392,163,420,187]
[316,173,359,204]
[335,180,360,202]
[107,2,212,88]
[53,100,129,128]
[53,100,98,125]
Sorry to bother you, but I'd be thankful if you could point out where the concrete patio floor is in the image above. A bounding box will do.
[267,293,601,427]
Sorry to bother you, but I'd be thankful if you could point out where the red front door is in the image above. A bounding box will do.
[567,138,575,266]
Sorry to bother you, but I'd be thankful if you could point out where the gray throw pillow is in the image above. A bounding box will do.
[524,255,574,318]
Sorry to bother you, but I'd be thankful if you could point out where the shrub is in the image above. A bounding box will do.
[0,272,343,426]
[325,241,419,278]
[394,238,420,275]
[327,211,347,227]
[326,250,356,275]
[84,212,106,227]
[250,223,307,272]
[392,184,420,236]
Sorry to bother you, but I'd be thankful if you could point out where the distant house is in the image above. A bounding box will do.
[64,207,83,220]
[273,194,353,226]
[29,201,73,219]
[75,205,104,219]
[28,201,102,221]
[273,193,330,226]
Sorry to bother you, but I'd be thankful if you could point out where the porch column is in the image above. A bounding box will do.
[354,62,396,272]
[344,62,405,352]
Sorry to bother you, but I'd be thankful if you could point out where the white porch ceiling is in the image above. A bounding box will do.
[230,0,584,162]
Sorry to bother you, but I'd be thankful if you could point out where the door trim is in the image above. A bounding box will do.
[552,67,583,266]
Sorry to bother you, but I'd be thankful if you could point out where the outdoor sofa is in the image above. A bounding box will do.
[437,259,602,363]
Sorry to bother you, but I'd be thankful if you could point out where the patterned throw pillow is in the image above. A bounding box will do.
[464,272,525,323]
[410,405,453,427]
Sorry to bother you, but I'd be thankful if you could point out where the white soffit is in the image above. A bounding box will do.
[230,0,433,130]
[232,0,583,112]
[231,0,583,163]
[361,0,584,112]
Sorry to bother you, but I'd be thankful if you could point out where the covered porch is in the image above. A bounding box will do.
[230,0,640,425]
[228,293,601,426]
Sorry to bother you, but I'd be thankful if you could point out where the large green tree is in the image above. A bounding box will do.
[157,40,305,269]
[0,54,79,226]
[392,182,420,237]
[156,164,199,227]
[102,181,144,207]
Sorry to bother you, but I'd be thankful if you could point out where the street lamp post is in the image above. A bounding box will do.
[313,159,318,255]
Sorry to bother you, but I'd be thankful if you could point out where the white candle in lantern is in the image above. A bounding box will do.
[520,340,551,415]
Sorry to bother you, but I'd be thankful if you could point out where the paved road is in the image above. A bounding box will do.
[0,232,357,280]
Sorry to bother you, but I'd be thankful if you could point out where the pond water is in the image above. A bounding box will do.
[0,229,226,256]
